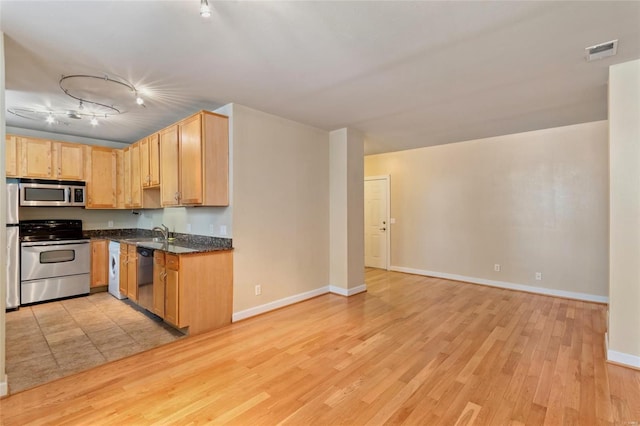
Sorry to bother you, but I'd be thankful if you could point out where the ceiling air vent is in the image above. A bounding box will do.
[585,39,618,61]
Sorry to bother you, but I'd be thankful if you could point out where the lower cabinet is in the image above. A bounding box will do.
[152,251,166,318]
[152,249,233,335]
[126,244,138,302]
[90,239,108,288]
[118,243,138,302]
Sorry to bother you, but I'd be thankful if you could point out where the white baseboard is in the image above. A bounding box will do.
[329,284,367,296]
[232,283,368,322]
[0,374,7,397]
[232,286,330,322]
[607,349,640,369]
[390,266,609,304]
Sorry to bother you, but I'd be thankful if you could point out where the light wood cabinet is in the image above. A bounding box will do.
[160,125,180,207]
[164,254,181,327]
[17,137,85,180]
[85,146,117,209]
[123,147,131,207]
[126,244,138,302]
[163,250,232,334]
[52,142,84,180]
[20,137,52,178]
[119,244,128,297]
[116,150,125,208]
[153,251,166,318]
[141,133,160,188]
[160,111,229,207]
[5,135,19,177]
[90,239,109,288]
[130,142,142,208]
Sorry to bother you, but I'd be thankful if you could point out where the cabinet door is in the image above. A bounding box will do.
[90,239,108,287]
[127,244,138,302]
[160,125,180,206]
[5,135,19,177]
[54,142,84,180]
[130,142,142,208]
[153,251,165,318]
[123,147,132,208]
[116,150,125,208]
[86,147,117,208]
[140,137,150,188]
[179,114,203,205]
[164,254,182,327]
[119,245,128,297]
[149,133,161,186]
[20,137,52,178]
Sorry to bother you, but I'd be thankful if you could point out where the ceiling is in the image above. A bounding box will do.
[2,1,639,155]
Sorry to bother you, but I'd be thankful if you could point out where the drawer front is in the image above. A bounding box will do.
[166,254,179,270]
[153,250,165,265]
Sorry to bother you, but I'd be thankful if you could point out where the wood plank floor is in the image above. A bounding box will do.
[1,269,639,425]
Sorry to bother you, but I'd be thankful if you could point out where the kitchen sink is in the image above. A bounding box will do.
[121,237,165,244]
[120,237,197,253]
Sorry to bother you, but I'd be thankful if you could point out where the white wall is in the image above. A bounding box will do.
[231,104,330,318]
[608,59,640,368]
[0,31,8,397]
[365,121,609,301]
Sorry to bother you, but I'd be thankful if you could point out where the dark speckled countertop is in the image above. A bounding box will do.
[84,228,232,254]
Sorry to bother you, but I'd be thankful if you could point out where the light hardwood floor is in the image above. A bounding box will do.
[1,269,639,425]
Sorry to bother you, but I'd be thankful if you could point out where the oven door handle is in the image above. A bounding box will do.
[21,240,90,247]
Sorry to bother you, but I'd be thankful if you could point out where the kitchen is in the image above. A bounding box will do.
[4,109,234,392]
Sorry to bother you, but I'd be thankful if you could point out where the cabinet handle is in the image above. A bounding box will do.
[174,192,179,201]
[57,167,61,176]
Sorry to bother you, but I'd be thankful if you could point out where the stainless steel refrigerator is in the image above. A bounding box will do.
[6,179,20,309]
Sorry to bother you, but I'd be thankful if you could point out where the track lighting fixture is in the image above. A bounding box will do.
[7,73,148,127]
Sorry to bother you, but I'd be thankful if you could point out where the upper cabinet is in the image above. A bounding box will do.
[5,135,19,177]
[52,142,84,180]
[141,133,160,188]
[10,136,85,180]
[20,137,52,178]
[85,146,117,209]
[160,111,229,207]
[5,109,228,211]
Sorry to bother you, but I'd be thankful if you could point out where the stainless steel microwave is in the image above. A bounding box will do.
[19,179,86,207]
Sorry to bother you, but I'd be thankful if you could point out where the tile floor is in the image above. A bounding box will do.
[5,292,185,394]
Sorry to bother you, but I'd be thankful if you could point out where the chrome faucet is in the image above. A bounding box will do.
[152,224,169,242]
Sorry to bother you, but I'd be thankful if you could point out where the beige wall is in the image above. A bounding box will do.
[365,121,609,299]
[231,104,330,314]
[329,128,365,293]
[608,59,640,366]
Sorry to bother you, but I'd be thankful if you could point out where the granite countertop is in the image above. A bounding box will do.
[84,229,233,255]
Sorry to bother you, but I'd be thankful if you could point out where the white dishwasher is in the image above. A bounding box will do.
[108,241,126,299]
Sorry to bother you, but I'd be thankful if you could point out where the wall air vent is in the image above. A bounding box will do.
[585,39,618,61]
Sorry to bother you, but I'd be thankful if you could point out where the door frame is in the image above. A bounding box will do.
[364,175,390,270]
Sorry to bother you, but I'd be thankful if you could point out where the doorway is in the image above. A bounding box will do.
[364,176,390,270]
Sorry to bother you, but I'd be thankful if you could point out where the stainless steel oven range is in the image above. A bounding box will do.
[20,220,90,305]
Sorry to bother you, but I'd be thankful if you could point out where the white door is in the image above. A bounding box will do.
[364,177,389,269]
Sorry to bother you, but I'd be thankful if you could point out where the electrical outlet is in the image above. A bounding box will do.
[535,272,542,280]
[220,225,227,236]
[108,220,114,228]
[209,224,214,234]
[494,264,501,272]
[255,284,262,296]
[186,223,192,233]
